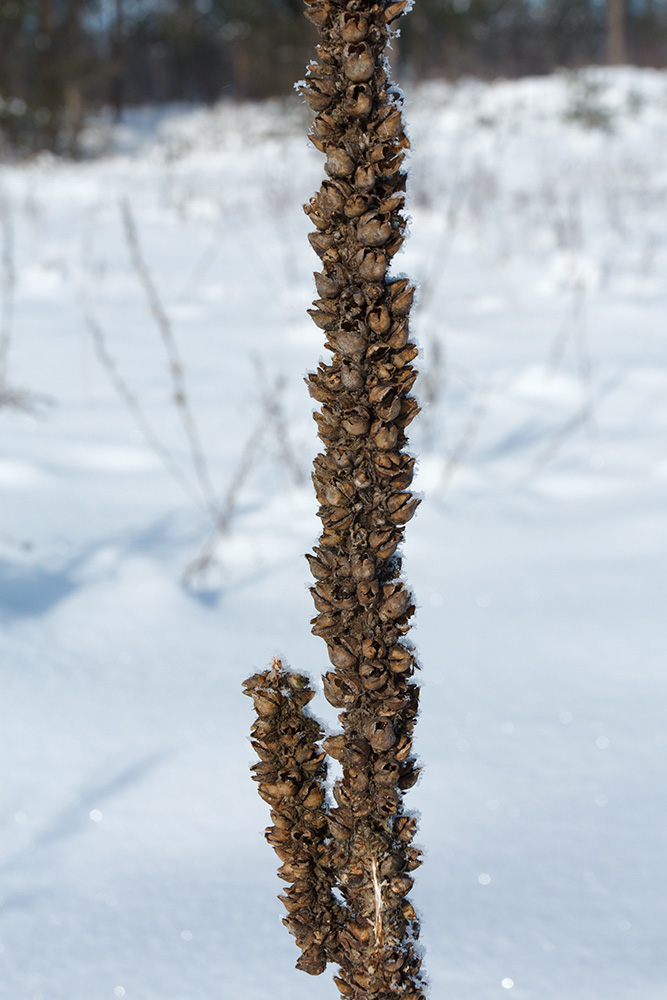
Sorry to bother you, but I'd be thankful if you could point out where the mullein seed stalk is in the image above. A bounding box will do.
[244,2,426,998]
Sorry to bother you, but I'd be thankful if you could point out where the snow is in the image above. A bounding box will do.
[1,67,667,1000]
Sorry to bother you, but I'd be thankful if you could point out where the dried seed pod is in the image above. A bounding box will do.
[308,231,336,255]
[379,583,411,620]
[368,305,392,334]
[357,211,392,247]
[386,493,420,525]
[344,194,368,218]
[328,643,357,670]
[388,645,413,673]
[296,945,327,976]
[308,307,337,330]
[326,148,355,178]
[371,421,399,451]
[375,786,400,815]
[356,579,380,606]
[318,180,349,215]
[361,636,386,659]
[365,718,397,752]
[340,365,364,391]
[400,396,420,426]
[253,688,283,716]
[390,281,415,315]
[356,249,387,281]
[377,109,404,140]
[387,319,410,350]
[354,164,376,194]
[388,875,414,898]
[341,407,370,435]
[343,42,374,82]
[301,82,333,111]
[304,1,330,27]
[304,197,329,230]
[352,467,373,489]
[314,270,344,299]
[343,83,373,117]
[368,525,401,560]
[351,555,376,581]
[339,11,368,42]
[398,764,420,790]
[323,671,360,708]
[359,658,387,689]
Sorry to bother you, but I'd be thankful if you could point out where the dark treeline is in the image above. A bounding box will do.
[1,0,666,155]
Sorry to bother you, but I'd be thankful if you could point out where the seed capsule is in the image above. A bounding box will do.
[304,1,330,27]
[314,269,343,298]
[388,645,413,672]
[379,584,411,620]
[356,578,379,605]
[356,249,387,281]
[344,83,373,117]
[398,765,420,790]
[343,43,374,82]
[351,555,376,581]
[400,397,420,426]
[390,282,415,315]
[358,656,386,687]
[328,643,357,670]
[387,320,410,350]
[252,689,283,716]
[307,231,336,255]
[374,759,400,786]
[341,408,370,435]
[323,671,360,708]
[310,613,336,638]
[365,718,397,751]
[326,148,355,178]
[388,875,414,897]
[387,492,418,520]
[354,164,375,194]
[308,307,336,330]
[377,109,404,140]
[376,786,400,815]
[344,194,368,218]
[368,526,400,560]
[339,11,368,41]
[300,84,332,112]
[332,329,367,360]
[368,305,392,334]
[372,421,399,451]
[358,212,392,247]
[361,637,386,659]
[304,197,328,230]
[318,180,348,215]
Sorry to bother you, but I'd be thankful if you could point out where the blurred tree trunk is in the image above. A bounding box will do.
[110,0,125,122]
[607,0,627,64]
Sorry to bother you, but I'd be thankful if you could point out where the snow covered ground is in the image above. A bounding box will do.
[1,67,666,1000]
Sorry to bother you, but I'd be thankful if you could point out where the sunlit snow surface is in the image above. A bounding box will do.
[1,68,667,1000]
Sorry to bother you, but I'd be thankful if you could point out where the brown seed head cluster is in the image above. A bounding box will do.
[243,660,345,975]
[244,2,425,998]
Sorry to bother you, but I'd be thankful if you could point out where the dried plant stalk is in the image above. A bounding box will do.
[245,2,425,997]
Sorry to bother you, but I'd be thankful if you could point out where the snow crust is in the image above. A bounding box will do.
[1,68,667,999]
